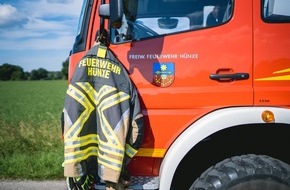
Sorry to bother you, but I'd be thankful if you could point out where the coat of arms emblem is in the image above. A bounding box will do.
[153,63,175,87]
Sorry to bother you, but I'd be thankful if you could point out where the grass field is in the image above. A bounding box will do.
[0,80,68,179]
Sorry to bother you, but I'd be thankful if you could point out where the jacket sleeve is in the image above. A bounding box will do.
[125,83,144,158]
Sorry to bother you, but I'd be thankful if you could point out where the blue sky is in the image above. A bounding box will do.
[0,0,83,72]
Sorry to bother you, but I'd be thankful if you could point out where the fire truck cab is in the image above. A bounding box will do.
[68,0,290,189]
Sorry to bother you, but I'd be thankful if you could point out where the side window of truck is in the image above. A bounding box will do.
[110,0,233,43]
[262,0,290,22]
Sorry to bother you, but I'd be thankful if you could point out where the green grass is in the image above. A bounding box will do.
[0,80,68,179]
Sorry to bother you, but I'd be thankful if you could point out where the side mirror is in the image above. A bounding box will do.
[99,0,123,28]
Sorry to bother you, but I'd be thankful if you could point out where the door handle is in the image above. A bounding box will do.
[210,73,249,82]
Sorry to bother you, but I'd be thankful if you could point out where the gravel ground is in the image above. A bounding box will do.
[0,179,67,190]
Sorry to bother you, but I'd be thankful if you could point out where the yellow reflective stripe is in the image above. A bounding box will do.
[97,135,123,150]
[98,152,123,165]
[65,146,98,158]
[135,148,166,158]
[65,134,98,143]
[100,92,130,111]
[98,154,122,172]
[125,144,138,158]
[98,91,130,148]
[98,141,124,157]
[64,146,98,164]
[98,160,121,172]
[65,139,98,149]
[64,134,98,149]
[64,84,94,139]
[76,82,99,105]
[97,85,118,99]
[95,91,130,171]
[76,83,116,105]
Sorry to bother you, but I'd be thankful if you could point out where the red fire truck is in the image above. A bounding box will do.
[68,0,290,189]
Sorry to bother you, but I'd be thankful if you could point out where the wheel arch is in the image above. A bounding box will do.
[159,106,290,190]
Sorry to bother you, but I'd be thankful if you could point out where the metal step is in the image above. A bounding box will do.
[94,176,159,190]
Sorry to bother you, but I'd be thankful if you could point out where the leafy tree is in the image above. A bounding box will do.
[30,70,39,80]
[47,71,62,80]
[11,70,24,80]
[37,68,48,79]
[62,57,69,80]
[0,63,25,80]
[23,72,30,80]
[30,68,48,80]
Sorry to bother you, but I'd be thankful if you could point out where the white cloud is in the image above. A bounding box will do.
[0,3,27,26]
[21,0,82,18]
[0,0,83,71]
[0,4,17,21]
[0,0,82,49]
[23,17,69,32]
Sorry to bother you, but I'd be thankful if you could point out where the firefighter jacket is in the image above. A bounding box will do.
[62,43,144,183]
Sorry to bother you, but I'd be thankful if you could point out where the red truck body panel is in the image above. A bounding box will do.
[68,0,290,178]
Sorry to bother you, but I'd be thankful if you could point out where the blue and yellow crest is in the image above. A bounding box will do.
[153,62,175,87]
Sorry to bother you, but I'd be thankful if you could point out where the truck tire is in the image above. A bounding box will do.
[189,154,290,190]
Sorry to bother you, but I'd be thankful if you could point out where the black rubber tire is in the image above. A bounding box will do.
[189,154,290,190]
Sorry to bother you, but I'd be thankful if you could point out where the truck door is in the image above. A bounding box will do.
[253,0,290,106]
[108,0,254,148]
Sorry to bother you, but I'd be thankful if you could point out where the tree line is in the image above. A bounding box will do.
[0,58,69,81]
